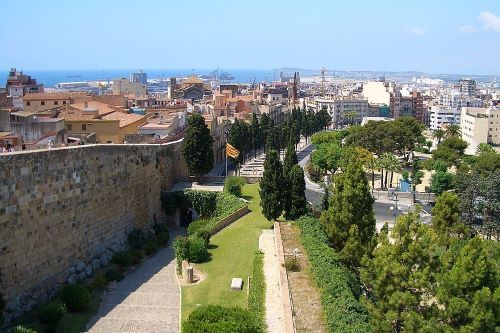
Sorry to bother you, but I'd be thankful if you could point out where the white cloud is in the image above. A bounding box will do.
[409,28,425,35]
[478,12,500,32]
[459,25,475,33]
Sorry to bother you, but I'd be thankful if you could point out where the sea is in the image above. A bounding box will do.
[0,69,280,88]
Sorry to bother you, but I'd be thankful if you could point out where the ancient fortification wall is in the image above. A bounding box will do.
[0,141,187,318]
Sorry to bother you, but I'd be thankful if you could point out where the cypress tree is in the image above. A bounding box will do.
[250,113,261,157]
[181,112,214,177]
[265,126,280,155]
[285,165,307,220]
[259,150,284,221]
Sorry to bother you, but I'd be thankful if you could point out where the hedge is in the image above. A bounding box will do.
[224,176,246,197]
[247,251,266,330]
[296,216,371,333]
[183,305,263,333]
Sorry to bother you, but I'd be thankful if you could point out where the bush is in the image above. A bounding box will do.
[152,222,169,236]
[129,249,144,265]
[111,251,134,268]
[90,274,108,291]
[248,251,265,328]
[296,217,371,333]
[173,236,190,261]
[184,190,218,218]
[38,301,66,326]
[156,231,170,247]
[60,283,91,312]
[105,264,124,282]
[11,326,37,333]
[128,228,146,249]
[224,176,246,197]
[284,256,300,272]
[188,236,208,263]
[183,305,263,333]
[143,239,158,255]
[195,228,211,246]
[187,219,209,236]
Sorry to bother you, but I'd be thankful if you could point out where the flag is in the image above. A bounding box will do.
[226,142,240,159]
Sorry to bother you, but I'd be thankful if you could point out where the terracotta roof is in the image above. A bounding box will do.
[100,112,146,127]
[71,101,117,114]
[23,93,71,101]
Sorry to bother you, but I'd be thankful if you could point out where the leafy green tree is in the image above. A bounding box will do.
[182,112,214,177]
[431,192,468,244]
[250,113,261,157]
[259,150,284,221]
[472,150,500,175]
[430,171,455,195]
[311,130,345,145]
[476,143,494,155]
[432,136,468,167]
[285,165,307,220]
[320,186,330,211]
[317,106,331,130]
[321,161,376,266]
[228,119,250,163]
[435,237,499,332]
[410,158,424,192]
[361,212,439,333]
[310,142,342,175]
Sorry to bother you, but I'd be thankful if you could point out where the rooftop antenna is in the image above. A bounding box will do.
[320,67,327,96]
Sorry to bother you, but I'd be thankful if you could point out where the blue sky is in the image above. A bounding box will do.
[1,0,499,74]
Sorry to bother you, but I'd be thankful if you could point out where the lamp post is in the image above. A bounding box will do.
[389,206,396,225]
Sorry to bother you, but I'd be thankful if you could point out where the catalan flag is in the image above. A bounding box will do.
[226,142,240,159]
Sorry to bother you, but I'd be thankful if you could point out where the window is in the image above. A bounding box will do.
[67,124,72,131]
[82,124,87,131]
[27,101,31,106]
[63,100,66,105]
[41,101,45,105]
[54,101,58,105]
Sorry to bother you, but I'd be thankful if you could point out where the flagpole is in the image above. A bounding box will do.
[225,140,228,178]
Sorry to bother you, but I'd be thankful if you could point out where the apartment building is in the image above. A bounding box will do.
[316,97,369,124]
[461,107,500,154]
[429,106,461,130]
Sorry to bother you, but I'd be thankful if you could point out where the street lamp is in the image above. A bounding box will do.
[389,206,396,224]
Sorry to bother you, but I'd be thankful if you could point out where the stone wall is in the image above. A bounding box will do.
[0,140,187,319]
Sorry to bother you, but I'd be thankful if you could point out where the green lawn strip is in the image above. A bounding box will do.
[56,292,100,333]
[248,250,266,330]
[181,183,271,322]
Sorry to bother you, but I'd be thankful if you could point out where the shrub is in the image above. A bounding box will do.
[248,251,265,328]
[184,190,217,218]
[195,227,211,246]
[296,216,371,333]
[60,283,91,312]
[128,228,146,249]
[143,239,158,255]
[156,231,170,247]
[111,251,134,268]
[160,191,189,215]
[224,176,246,197]
[152,222,169,236]
[129,249,144,265]
[188,236,208,263]
[187,219,209,236]
[284,256,300,272]
[90,274,108,291]
[173,236,190,261]
[213,192,245,219]
[11,326,37,333]
[183,305,263,333]
[38,301,66,326]
[105,264,124,282]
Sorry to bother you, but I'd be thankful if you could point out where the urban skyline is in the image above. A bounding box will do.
[1,0,499,75]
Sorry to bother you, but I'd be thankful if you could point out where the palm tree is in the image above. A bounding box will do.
[445,124,461,138]
[366,155,377,193]
[384,153,401,188]
[376,156,389,190]
[432,128,445,145]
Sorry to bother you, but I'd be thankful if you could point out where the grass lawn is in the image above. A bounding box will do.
[181,183,272,321]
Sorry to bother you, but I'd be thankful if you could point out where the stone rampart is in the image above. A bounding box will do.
[0,141,187,319]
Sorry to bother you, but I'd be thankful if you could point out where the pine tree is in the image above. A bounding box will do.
[260,113,271,150]
[181,112,214,177]
[265,126,280,155]
[431,192,469,244]
[259,150,284,221]
[321,161,376,265]
[283,139,298,176]
[285,165,307,220]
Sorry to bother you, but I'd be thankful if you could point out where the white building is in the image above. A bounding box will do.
[315,97,369,124]
[112,78,146,96]
[439,93,483,110]
[429,106,461,130]
[461,107,500,155]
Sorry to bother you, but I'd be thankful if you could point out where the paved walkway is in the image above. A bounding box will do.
[86,231,182,333]
[259,230,283,333]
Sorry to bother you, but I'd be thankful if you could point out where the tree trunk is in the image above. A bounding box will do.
[380,169,384,190]
[385,170,389,190]
[390,171,394,188]
[371,170,375,192]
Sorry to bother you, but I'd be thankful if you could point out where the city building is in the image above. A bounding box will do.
[6,68,44,109]
[169,76,211,100]
[315,97,369,125]
[457,78,477,96]
[9,109,66,148]
[112,78,146,96]
[461,107,500,154]
[130,70,147,85]
[23,93,71,113]
[429,106,461,130]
